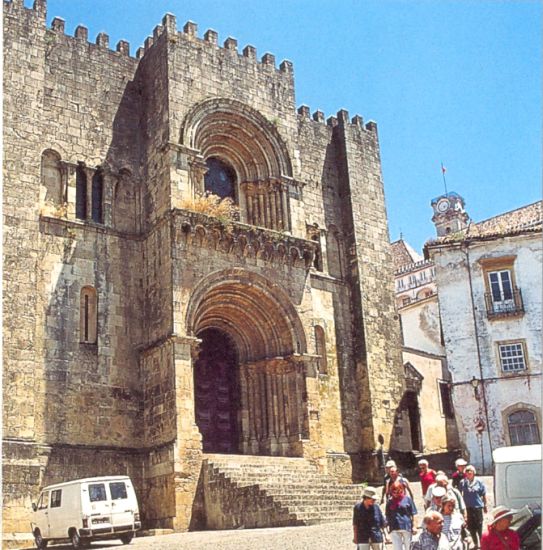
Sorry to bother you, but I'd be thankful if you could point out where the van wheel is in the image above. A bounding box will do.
[34,529,48,549]
[120,533,134,545]
[69,529,88,549]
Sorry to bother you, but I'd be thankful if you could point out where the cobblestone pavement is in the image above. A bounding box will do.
[21,477,494,550]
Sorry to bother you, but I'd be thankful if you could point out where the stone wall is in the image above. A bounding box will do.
[3,0,406,537]
[333,115,405,466]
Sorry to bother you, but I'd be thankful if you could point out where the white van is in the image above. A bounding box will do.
[30,476,141,549]
[493,444,542,509]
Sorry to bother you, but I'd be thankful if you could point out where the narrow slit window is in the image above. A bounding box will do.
[314,325,327,374]
[76,165,87,220]
[80,286,97,344]
[92,171,103,223]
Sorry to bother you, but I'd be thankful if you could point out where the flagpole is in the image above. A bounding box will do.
[441,162,448,196]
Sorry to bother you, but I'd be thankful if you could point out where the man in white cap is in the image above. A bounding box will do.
[380,460,397,504]
[424,473,466,518]
[428,486,447,512]
[353,486,388,550]
[451,458,467,490]
[480,506,519,550]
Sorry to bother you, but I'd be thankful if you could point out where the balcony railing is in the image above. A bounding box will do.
[485,287,524,319]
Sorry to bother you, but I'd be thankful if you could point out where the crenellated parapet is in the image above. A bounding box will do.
[173,210,318,269]
[297,105,377,133]
[46,15,134,58]
[149,15,294,80]
[4,0,46,18]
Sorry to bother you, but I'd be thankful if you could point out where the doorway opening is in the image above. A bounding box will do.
[194,328,240,453]
[405,391,422,452]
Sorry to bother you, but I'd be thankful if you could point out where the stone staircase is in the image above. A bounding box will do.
[200,454,364,529]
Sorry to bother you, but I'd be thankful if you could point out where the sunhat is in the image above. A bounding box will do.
[489,506,515,525]
[362,486,379,500]
[385,460,396,468]
[455,458,467,466]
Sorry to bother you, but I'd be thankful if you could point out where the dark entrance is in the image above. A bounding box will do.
[405,391,422,452]
[194,328,240,453]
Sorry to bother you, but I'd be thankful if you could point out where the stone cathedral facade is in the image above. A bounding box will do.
[3,0,405,534]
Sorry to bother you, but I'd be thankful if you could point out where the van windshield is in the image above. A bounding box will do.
[88,483,107,502]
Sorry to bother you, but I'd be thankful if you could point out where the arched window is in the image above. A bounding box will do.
[314,325,327,374]
[80,286,97,344]
[204,157,236,200]
[40,149,63,205]
[508,409,540,446]
[76,164,87,220]
[91,170,103,223]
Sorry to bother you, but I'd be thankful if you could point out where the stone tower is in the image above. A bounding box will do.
[3,0,404,535]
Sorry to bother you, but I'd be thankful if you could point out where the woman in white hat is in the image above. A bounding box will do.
[480,506,519,550]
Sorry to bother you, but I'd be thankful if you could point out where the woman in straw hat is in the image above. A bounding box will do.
[353,486,388,550]
[480,506,520,550]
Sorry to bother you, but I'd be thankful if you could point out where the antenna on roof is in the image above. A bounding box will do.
[441,162,448,196]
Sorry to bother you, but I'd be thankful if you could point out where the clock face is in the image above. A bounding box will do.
[437,199,450,213]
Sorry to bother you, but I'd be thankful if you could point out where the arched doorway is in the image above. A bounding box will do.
[187,269,309,457]
[194,328,240,453]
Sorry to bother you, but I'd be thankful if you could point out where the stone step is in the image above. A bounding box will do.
[204,454,365,528]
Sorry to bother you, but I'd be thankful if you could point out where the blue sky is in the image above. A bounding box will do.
[43,0,541,251]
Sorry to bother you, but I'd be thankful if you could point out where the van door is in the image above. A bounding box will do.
[48,488,64,538]
[108,480,134,529]
[34,491,50,539]
[86,482,112,522]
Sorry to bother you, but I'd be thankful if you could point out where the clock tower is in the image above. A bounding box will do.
[431,192,469,237]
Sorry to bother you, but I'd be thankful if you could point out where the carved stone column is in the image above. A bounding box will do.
[188,156,208,196]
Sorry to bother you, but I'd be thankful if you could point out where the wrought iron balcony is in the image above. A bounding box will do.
[484,287,524,319]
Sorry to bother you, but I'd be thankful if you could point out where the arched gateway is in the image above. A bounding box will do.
[186,269,309,457]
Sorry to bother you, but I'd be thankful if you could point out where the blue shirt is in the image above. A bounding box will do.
[386,496,417,531]
[459,478,486,508]
[353,502,387,543]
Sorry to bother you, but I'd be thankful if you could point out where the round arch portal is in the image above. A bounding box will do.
[187,269,309,456]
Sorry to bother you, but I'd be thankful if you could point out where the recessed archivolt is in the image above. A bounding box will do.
[186,269,305,363]
[180,98,292,181]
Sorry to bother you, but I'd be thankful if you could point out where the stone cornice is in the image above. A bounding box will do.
[173,209,318,269]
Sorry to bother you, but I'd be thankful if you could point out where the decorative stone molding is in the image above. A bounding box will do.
[174,210,318,269]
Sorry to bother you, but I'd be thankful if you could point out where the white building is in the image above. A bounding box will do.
[426,195,542,473]
[391,240,460,461]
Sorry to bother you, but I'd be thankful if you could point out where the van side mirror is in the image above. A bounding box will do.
[32,503,37,512]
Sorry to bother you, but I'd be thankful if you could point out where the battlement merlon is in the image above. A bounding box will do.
[4,0,46,19]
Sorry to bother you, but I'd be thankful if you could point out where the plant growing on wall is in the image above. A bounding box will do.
[180,192,239,229]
